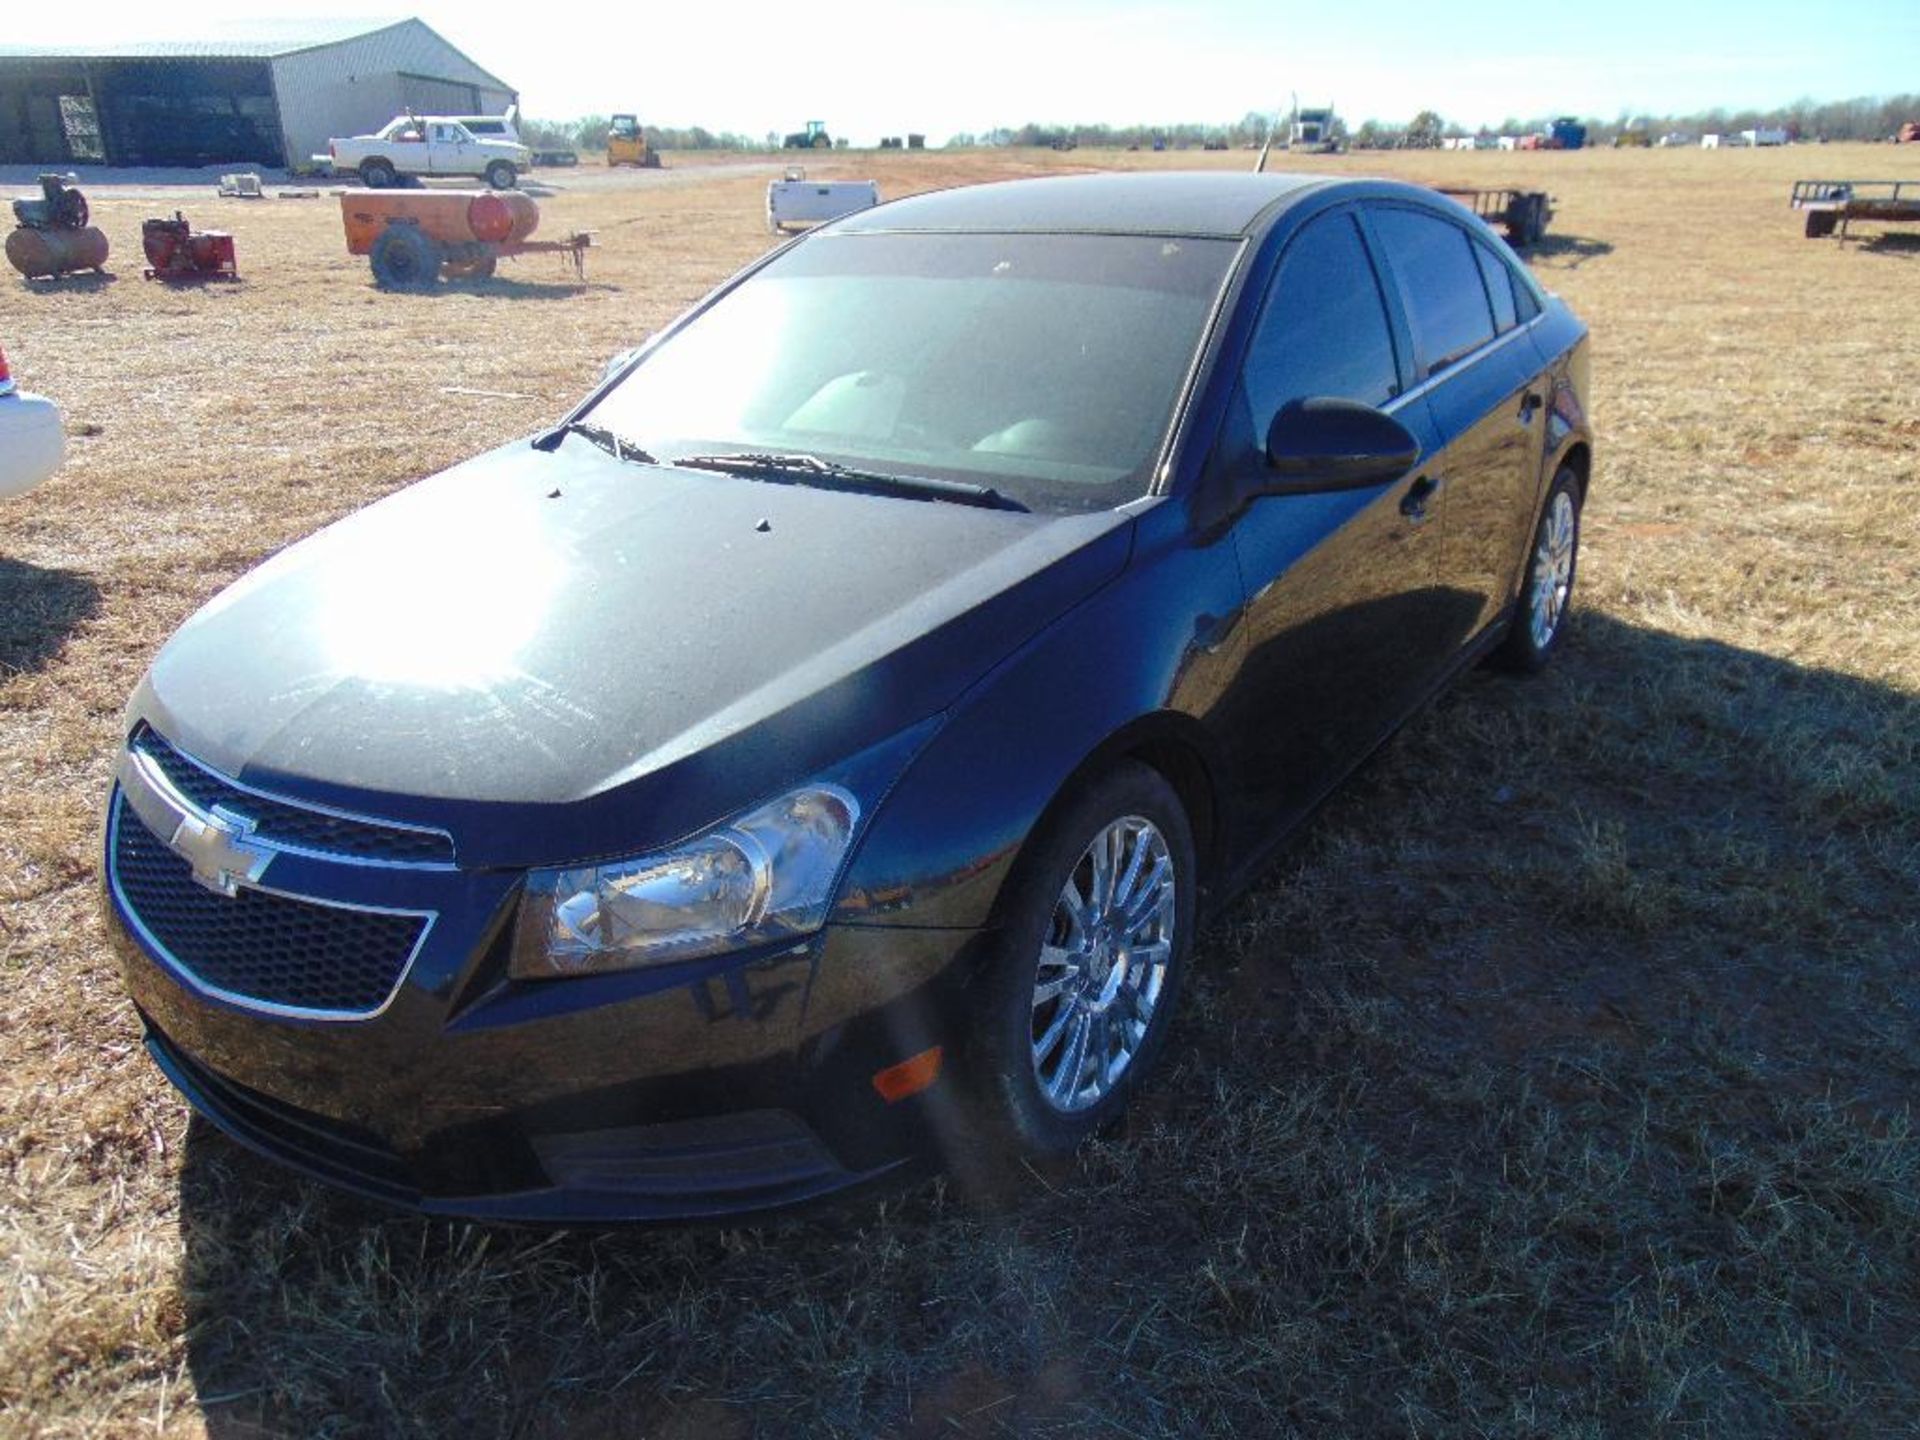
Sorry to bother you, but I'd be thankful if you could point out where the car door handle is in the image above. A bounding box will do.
[1519,391,1545,422]
[1399,474,1442,523]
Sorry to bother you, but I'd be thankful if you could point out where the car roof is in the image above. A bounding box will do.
[832,171,1352,239]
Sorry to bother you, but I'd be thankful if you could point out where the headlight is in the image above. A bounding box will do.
[510,785,860,979]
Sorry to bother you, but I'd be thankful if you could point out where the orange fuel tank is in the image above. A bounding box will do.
[339,191,540,254]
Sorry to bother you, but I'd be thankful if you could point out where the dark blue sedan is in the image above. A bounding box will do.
[104,172,1592,1220]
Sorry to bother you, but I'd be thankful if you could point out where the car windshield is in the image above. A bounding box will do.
[584,231,1241,513]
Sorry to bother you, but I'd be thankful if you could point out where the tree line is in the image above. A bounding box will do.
[516,94,1918,153]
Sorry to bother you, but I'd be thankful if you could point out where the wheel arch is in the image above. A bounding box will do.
[1557,439,1592,504]
[986,712,1225,929]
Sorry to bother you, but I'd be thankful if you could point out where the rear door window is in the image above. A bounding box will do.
[1371,207,1497,377]
[1243,212,1401,417]
[1474,239,1519,333]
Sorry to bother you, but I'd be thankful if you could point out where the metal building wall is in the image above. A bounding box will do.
[270,20,515,167]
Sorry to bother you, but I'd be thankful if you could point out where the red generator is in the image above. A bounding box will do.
[142,213,238,281]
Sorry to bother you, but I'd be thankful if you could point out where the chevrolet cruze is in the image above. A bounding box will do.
[104,173,1593,1220]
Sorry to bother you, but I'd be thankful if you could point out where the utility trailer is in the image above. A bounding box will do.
[1791,179,1920,239]
[767,170,878,233]
[1435,187,1553,247]
[340,191,593,289]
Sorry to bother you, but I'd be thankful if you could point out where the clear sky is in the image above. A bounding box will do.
[7,0,1916,144]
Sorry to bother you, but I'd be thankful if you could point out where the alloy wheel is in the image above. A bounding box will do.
[1529,489,1577,649]
[1030,815,1176,1113]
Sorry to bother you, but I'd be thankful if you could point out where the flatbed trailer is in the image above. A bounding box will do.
[1790,179,1920,238]
[1434,186,1553,246]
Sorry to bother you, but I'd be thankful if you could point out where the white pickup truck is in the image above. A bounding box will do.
[324,116,530,190]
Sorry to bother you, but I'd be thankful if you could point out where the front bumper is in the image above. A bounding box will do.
[104,773,989,1222]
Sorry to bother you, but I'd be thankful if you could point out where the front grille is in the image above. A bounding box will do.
[132,728,454,865]
[112,799,429,1016]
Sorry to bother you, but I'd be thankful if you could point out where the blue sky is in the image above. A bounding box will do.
[8,0,1916,143]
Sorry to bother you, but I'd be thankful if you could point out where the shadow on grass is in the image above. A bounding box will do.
[0,557,99,672]
[436,276,621,299]
[175,611,1920,1438]
[20,270,118,292]
[1526,233,1614,268]
[1857,231,1920,256]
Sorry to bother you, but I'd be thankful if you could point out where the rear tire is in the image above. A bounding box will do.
[359,158,396,189]
[1496,466,1582,672]
[956,762,1196,1181]
[368,224,441,291]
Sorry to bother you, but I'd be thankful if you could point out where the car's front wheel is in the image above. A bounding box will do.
[1497,464,1583,671]
[485,161,517,190]
[962,761,1196,1169]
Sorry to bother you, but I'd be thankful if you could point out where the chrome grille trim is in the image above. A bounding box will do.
[129,726,457,870]
[107,791,438,1023]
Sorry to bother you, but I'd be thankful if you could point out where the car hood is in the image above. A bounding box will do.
[132,438,1131,866]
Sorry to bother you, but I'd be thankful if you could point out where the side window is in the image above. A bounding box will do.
[1474,239,1518,333]
[1512,269,1542,323]
[1370,207,1497,376]
[1243,213,1400,420]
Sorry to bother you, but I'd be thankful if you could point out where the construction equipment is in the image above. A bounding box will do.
[340,189,593,288]
[142,212,238,281]
[1791,179,1920,239]
[6,173,110,279]
[783,120,832,150]
[1899,122,1920,144]
[1436,187,1554,247]
[606,114,661,168]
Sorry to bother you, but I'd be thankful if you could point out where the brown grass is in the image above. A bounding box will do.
[1,142,1917,1438]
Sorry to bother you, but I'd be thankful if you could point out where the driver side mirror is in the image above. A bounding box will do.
[1260,396,1420,495]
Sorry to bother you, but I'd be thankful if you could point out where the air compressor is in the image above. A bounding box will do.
[5,174,110,280]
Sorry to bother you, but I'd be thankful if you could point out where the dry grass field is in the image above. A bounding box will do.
[1,141,1916,1437]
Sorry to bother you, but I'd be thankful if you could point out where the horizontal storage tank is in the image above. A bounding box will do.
[5,225,110,278]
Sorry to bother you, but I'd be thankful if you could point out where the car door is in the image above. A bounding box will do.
[1216,208,1460,834]
[1364,205,1548,649]
[428,123,470,175]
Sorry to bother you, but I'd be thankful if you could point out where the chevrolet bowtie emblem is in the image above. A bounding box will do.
[119,747,277,896]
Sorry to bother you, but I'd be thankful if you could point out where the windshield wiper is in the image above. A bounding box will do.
[672,451,1028,512]
[533,420,659,466]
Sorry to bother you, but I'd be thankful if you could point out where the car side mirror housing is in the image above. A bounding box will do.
[1260,396,1421,495]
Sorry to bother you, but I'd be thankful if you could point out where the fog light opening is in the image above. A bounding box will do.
[872,1046,943,1103]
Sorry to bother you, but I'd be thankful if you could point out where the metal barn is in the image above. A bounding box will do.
[0,19,515,169]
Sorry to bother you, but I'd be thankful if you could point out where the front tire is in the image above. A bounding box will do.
[1496,466,1582,671]
[368,224,441,291]
[961,762,1197,1170]
[485,161,517,190]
